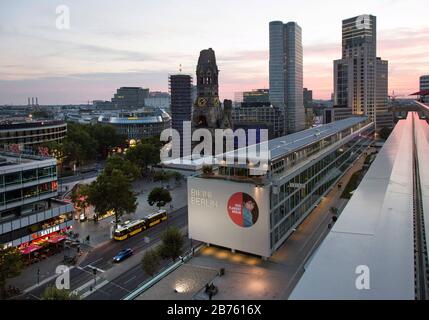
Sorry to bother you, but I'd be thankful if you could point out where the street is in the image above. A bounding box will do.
[21,206,189,300]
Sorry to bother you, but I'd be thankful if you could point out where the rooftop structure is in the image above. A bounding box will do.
[188,117,374,258]
[290,112,429,300]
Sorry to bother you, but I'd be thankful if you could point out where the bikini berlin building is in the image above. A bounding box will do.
[188,116,374,258]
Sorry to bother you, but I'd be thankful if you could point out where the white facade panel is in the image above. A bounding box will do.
[188,177,271,258]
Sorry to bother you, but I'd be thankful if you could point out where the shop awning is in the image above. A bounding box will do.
[20,244,42,255]
[48,235,67,244]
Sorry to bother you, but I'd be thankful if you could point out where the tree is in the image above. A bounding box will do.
[148,187,172,210]
[87,169,137,225]
[153,171,171,186]
[104,154,140,181]
[41,286,80,300]
[64,123,98,165]
[157,227,185,262]
[71,184,90,217]
[202,165,213,175]
[0,247,24,299]
[87,124,127,158]
[173,171,184,186]
[141,249,161,277]
[125,142,160,174]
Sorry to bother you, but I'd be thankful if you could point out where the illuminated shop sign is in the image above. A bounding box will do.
[38,225,60,237]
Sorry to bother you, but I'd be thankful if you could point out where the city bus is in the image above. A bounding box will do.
[113,210,168,241]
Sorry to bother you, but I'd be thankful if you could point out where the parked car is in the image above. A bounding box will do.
[113,248,133,263]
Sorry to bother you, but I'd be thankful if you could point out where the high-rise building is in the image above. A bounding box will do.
[303,88,313,108]
[169,74,193,157]
[269,21,305,133]
[112,87,149,109]
[420,75,429,103]
[333,15,390,128]
[375,58,392,128]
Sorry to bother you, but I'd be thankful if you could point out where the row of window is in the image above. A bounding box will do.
[0,181,58,206]
[269,131,372,248]
[0,166,57,188]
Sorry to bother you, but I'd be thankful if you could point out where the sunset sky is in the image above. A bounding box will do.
[0,0,428,105]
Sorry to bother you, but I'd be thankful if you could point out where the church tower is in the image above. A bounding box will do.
[193,48,227,129]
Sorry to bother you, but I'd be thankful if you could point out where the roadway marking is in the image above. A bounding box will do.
[82,257,103,267]
[72,276,103,294]
[23,266,76,293]
[79,280,109,299]
[85,265,106,273]
[123,275,137,285]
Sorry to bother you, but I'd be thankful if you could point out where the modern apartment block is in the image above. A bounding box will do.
[0,152,73,248]
[269,21,305,134]
[333,15,390,129]
[188,117,374,258]
[169,74,193,157]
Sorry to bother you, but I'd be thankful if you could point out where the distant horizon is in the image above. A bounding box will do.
[1,0,428,105]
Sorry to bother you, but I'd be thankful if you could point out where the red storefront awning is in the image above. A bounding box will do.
[48,235,67,244]
[20,244,42,255]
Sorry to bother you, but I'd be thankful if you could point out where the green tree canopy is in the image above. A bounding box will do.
[0,247,24,299]
[87,124,127,158]
[125,142,160,173]
[157,227,184,262]
[147,187,172,210]
[71,184,90,214]
[41,286,80,300]
[104,154,140,181]
[87,169,137,225]
[141,249,161,277]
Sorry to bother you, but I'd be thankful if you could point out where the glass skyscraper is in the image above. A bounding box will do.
[269,21,305,134]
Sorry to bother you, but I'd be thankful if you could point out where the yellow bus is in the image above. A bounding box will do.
[113,210,168,241]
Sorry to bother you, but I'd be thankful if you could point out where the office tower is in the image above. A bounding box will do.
[333,14,389,128]
[112,87,149,109]
[420,75,429,103]
[169,74,193,157]
[303,88,313,108]
[269,21,305,134]
[375,58,392,128]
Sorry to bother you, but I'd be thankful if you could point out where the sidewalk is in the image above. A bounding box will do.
[6,244,90,292]
[71,175,189,248]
